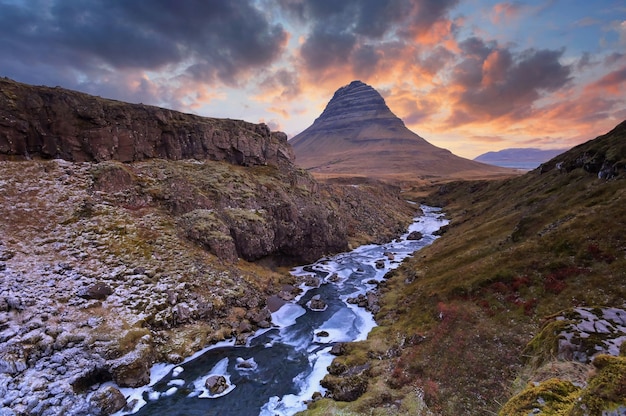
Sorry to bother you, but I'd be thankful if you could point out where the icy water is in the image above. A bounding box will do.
[114,205,448,416]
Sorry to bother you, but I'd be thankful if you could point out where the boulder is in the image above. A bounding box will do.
[406,231,423,240]
[108,337,154,388]
[89,385,126,415]
[77,282,113,301]
[308,295,327,311]
[205,375,229,395]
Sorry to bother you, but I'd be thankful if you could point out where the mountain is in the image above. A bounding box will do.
[308,120,626,415]
[474,147,569,169]
[290,80,513,181]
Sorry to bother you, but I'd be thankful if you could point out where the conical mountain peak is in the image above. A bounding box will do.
[305,80,405,133]
[290,81,513,180]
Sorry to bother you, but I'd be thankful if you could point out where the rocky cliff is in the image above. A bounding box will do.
[290,80,514,181]
[0,77,293,168]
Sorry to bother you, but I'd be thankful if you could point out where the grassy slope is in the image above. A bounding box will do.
[301,121,626,415]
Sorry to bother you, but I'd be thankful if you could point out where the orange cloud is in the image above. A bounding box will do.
[586,65,626,95]
[490,2,524,25]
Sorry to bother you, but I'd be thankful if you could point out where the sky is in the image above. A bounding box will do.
[1,0,625,158]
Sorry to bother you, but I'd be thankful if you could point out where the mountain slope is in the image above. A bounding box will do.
[290,80,513,181]
[302,120,626,415]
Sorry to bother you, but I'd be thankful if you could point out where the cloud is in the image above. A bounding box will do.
[0,0,288,88]
[587,65,626,94]
[300,28,357,71]
[604,52,625,66]
[259,69,302,100]
[447,38,572,125]
[293,0,459,75]
[490,2,524,25]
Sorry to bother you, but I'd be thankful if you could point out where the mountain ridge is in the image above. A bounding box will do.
[475,147,569,169]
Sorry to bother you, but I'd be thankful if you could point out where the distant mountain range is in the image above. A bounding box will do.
[474,148,569,169]
[290,80,513,181]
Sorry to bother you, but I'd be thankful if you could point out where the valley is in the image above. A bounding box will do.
[0,77,624,416]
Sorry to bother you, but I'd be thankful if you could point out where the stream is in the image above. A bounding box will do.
[113,205,448,416]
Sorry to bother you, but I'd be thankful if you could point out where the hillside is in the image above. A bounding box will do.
[302,120,626,415]
[0,78,418,415]
[290,80,514,182]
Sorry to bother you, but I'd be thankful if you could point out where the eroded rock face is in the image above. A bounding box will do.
[0,78,294,169]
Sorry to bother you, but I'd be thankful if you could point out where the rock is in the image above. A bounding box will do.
[406,231,423,240]
[205,375,229,395]
[109,337,154,388]
[0,250,14,261]
[303,275,321,287]
[235,357,257,371]
[248,308,271,326]
[316,331,330,337]
[308,295,327,311]
[328,273,341,282]
[433,225,448,236]
[89,385,126,415]
[383,251,395,260]
[320,373,369,402]
[330,343,346,356]
[375,259,385,269]
[173,303,191,324]
[277,285,301,301]
[77,282,113,301]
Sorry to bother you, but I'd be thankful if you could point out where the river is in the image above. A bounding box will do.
[113,205,448,416]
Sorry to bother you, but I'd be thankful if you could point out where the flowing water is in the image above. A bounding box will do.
[114,205,448,416]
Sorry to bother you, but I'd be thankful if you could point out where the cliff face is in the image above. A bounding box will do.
[0,77,294,167]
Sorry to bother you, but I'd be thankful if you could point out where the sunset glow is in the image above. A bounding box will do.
[1,0,625,158]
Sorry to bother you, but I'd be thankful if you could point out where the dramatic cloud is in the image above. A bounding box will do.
[0,0,623,158]
[0,0,288,87]
[447,38,572,125]
[292,0,459,76]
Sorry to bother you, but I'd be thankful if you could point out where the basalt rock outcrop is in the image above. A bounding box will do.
[290,80,513,180]
[0,77,293,168]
